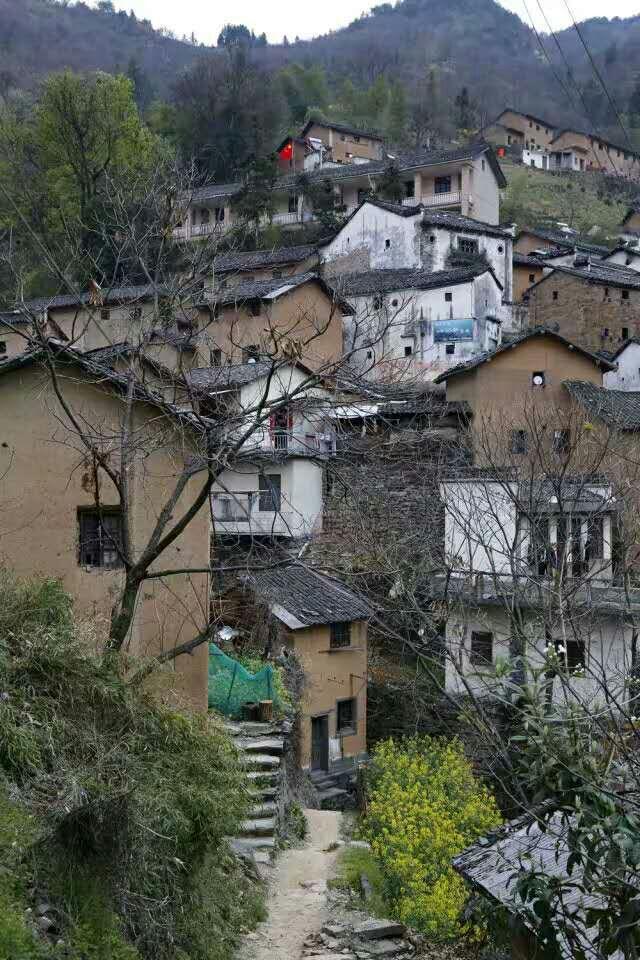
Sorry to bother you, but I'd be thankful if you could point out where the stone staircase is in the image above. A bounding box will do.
[226,721,286,870]
[309,764,357,810]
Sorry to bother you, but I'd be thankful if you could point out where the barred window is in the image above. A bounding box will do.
[78,509,123,568]
[330,622,351,648]
[337,698,357,733]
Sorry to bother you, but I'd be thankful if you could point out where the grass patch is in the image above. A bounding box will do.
[330,844,389,918]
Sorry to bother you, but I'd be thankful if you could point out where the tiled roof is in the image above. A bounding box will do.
[518,227,609,256]
[453,810,630,960]
[513,252,546,267]
[213,244,319,273]
[434,327,615,383]
[492,106,557,130]
[23,284,168,313]
[240,563,372,628]
[361,198,423,218]
[564,380,640,431]
[550,126,639,160]
[187,362,274,391]
[301,116,384,141]
[189,143,506,206]
[331,266,496,297]
[420,211,511,239]
[205,272,354,313]
[544,259,640,290]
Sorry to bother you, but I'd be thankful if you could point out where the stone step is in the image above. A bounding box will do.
[240,817,277,837]
[249,801,278,818]
[312,775,340,791]
[318,787,350,811]
[225,722,282,738]
[230,836,276,854]
[237,737,285,754]
[244,753,280,767]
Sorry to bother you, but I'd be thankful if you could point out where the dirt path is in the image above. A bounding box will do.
[238,809,342,960]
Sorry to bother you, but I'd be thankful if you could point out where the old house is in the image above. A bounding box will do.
[199,273,353,371]
[212,244,320,287]
[604,339,640,390]
[176,143,507,237]
[189,360,335,542]
[336,266,503,381]
[513,252,547,302]
[321,200,513,304]
[277,117,385,172]
[216,564,371,772]
[482,108,557,156]
[525,260,640,354]
[602,245,640,272]
[0,346,211,708]
[514,226,609,262]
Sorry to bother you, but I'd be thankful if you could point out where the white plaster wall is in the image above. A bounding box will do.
[444,603,631,708]
[238,367,332,448]
[212,458,324,538]
[321,203,422,271]
[441,480,520,576]
[470,155,500,225]
[604,341,640,390]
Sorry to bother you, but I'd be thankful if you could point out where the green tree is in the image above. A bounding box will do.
[453,86,476,132]
[386,81,408,144]
[217,23,254,48]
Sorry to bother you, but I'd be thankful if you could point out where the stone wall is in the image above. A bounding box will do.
[527,271,640,353]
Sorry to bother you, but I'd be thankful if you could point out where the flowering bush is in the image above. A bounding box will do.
[362,737,501,940]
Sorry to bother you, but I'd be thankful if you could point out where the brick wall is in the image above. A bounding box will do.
[527,271,640,353]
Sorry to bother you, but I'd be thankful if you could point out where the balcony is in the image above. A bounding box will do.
[211,491,295,537]
[260,431,335,456]
[402,191,462,208]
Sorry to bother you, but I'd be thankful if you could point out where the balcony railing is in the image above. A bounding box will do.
[402,191,462,208]
[212,492,255,522]
[261,432,335,455]
[211,491,297,536]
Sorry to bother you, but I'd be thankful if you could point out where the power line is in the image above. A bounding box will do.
[561,0,637,170]
[531,0,619,176]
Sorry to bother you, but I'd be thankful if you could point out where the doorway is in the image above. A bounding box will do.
[311,715,329,771]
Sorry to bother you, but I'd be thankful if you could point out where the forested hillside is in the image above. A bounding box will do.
[2,0,640,189]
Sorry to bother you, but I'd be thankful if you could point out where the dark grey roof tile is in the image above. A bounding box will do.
[241,563,372,627]
[564,379,640,431]
[213,244,319,274]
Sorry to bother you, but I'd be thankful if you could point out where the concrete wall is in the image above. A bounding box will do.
[470,155,500,225]
[444,601,630,706]
[527,271,640,354]
[0,363,210,709]
[291,619,368,769]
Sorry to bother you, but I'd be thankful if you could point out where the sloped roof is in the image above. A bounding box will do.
[206,271,354,313]
[434,327,616,383]
[564,379,640,431]
[240,563,372,629]
[22,284,169,314]
[332,265,500,297]
[530,259,640,292]
[213,244,319,274]
[491,106,557,130]
[513,252,547,268]
[453,810,629,960]
[421,210,511,239]
[187,182,242,204]
[187,360,316,393]
[301,116,384,141]
[517,227,609,257]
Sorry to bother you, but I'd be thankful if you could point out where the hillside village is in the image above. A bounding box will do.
[2,7,640,960]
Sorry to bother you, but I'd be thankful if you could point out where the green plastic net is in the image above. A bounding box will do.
[208,643,280,717]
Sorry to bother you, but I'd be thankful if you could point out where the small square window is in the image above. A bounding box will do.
[272,269,283,279]
[445,343,455,355]
[529,273,536,283]
[470,631,493,666]
[336,697,357,734]
[602,328,610,339]
[622,289,630,300]
[622,327,629,340]
[210,348,222,366]
[373,294,385,310]
[532,371,545,387]
[511,429,528,454]
[0,341,6,355]
[385,239,391,249]
[78,508,123,569]
[445,292,453,302]
[404,345,413,357]
[552,291,558,301]
[249,301,261,317]
[429,235,435,243]
[330,622,351,648]
[258,474,281,512]
[100,308,110,321]
[458,237,478,255]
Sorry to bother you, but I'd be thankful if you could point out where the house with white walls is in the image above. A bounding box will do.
[604,339,640,390]
[335,266,503,381]
[603,246,640,273]
[320,199,513,312]
[435,474,633,706]
[188,361,335,540]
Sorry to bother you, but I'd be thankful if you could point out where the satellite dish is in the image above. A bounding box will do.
[532,374,544,386]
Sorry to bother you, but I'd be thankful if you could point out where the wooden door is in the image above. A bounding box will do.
[311,715,329,771]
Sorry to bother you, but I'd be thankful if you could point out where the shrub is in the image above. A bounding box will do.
[362,737,501,940]
[0,570,263,960]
